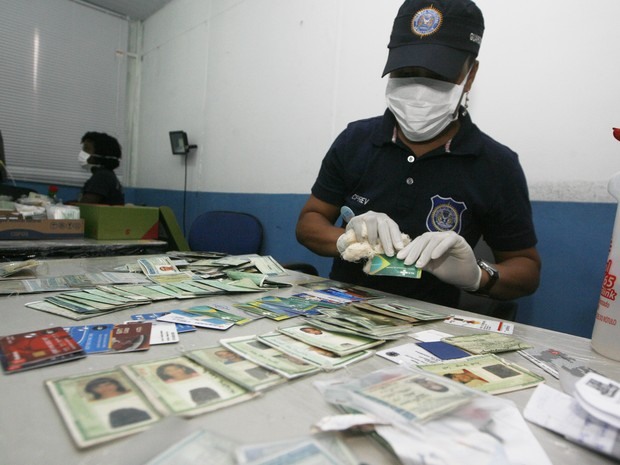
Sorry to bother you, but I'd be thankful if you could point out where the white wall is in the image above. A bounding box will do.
[473,0,620,201]
[135,0,620,202]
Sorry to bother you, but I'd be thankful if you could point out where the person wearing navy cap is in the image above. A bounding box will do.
[296,0,541,308]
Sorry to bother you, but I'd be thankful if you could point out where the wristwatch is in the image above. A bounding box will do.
[475,259,499,296]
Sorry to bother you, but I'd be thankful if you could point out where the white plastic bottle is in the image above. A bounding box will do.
[592,172,620,360]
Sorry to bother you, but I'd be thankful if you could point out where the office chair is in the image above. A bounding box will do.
[188,210,263,255]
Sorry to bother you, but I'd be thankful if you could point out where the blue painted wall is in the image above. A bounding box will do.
[12,181,615,338]
[519,202,613,338]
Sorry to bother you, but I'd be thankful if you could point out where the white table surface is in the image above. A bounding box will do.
[0,255,617,465]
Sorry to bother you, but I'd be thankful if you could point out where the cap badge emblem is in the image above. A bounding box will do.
[411,7,443,37]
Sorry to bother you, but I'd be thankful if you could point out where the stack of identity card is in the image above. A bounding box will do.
[44,321,383,448]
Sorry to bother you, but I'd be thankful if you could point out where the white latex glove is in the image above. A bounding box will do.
[336,229,356,255]
[346,211,404,257]
[396,231,482,291]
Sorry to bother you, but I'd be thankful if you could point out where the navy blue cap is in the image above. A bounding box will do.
[382,0,484,80]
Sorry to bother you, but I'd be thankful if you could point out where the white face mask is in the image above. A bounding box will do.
[78,150,91,169]
[385,74,469,142]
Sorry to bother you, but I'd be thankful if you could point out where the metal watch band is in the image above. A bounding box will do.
[475,259,499,296]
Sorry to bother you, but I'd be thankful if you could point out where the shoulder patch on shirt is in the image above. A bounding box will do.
[426,195,467,233]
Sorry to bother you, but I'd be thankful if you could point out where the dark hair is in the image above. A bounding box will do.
[156,363,197,381]
[81,131,121,170]
[85,377,127,399]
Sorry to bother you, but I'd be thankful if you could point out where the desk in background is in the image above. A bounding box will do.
[0,255,617,465]
[0,238,168,261]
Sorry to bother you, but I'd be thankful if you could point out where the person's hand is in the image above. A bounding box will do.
[396,231,481,290]
[336,229,355,255]
[345,211,404,256]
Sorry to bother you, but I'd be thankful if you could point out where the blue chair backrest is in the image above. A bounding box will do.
[188,211,263,255]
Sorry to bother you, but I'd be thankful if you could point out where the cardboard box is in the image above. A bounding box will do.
[0,219,85,240]
[78,204,159,240]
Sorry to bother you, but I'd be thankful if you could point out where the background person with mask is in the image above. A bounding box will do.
[296,0,541,308]
[78,131,124,205]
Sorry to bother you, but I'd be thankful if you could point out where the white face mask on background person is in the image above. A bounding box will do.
[385,72,469,142]
[77,150,91,168]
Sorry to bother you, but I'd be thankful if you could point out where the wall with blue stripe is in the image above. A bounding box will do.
[167,194,613,340]
[18,181,614,339]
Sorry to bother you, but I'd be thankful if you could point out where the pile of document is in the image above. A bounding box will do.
[45,319,391,449]
[573,372,620,429]
[524,372,620,460]
[18,256,294,320]
[313,366,553,465]
[142,429,359,465]
[300,301,447,341]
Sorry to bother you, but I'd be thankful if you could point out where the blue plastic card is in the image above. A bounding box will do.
[418,341,470,360]
[131,311,196,333]
[64,324,114,353]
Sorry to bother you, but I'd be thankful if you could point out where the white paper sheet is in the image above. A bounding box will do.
[524,383,620,458]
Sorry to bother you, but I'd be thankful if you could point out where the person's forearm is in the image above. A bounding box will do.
[296,212,344,257]
[484,256,541,300]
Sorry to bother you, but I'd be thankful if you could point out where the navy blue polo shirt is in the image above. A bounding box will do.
[311,109,537,307]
